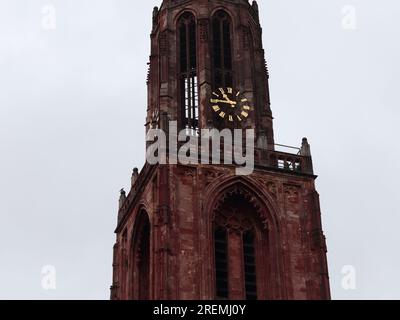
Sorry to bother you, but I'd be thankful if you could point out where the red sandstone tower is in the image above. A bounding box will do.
[110,0,330,300]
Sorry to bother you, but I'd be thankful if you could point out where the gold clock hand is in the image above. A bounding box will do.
[222,93,236,104]
[211,99,237,105]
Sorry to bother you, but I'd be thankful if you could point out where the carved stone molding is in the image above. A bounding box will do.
[267,182,278,198]
[242,26,251,50]
[159,31,169,56]
[284,184,301,204]
[184,168,196,178]
[254,178,278,199]
[199,19,209,42]
[214,208,253,233]
[204,169,226,187]
[212,185,269,230]
[156,205,171,225]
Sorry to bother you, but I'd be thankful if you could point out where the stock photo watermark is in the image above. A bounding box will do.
[41,265,56,290]
[341,265,357,290]
[41,5,57,31]
[146,121,255,176]
[341,5,357,30]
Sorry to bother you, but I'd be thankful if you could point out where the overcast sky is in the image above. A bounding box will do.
[0,0,399,300]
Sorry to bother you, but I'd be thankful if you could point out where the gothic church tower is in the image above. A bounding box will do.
[110,0,330,300]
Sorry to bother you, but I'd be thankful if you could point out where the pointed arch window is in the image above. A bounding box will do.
[138,218,150,299]
[213,191,264,300]
[214,227,229,298]
[131,211,151,300]
[178,13,198,131]
[212,10,233,88]
[243,231,257,300]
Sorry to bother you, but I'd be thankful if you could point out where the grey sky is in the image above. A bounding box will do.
[0,0,399,300]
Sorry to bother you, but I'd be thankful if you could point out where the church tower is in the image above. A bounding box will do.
[110,0,330,300]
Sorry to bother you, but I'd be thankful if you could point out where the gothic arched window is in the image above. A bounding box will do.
[214,227,229,298]
[178,13,198,131]
[213,190,264,300]
[131,211,151,300]
[243,230,257,300]
[212,10,233,89]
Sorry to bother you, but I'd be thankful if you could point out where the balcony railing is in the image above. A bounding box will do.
[117,138,314,227]
[255,147,313,175]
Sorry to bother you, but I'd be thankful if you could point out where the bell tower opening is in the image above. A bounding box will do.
[111,0,330,301]
[212,10,233,89]
[212,189,266,300]
[178,12,198,131]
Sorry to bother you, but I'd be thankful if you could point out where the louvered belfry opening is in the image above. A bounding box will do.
[214,227,229,299]
[179,12,198,131]
[212,10,233,89]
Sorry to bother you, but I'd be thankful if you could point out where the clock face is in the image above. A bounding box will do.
[210,87,252,124]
